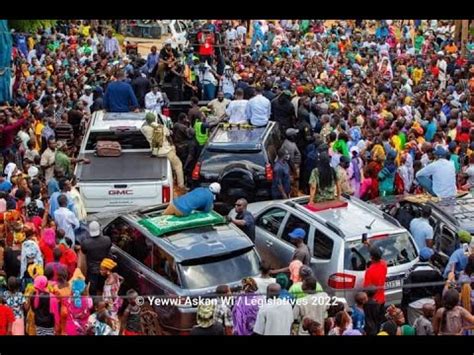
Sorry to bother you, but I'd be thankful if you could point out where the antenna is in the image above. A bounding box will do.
[366,219,376,230]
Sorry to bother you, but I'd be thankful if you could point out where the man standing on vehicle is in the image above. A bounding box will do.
[415,146,457,198]
[80,221,112,296]
[363,246,387,306]
[146,46,159,77]
[228,198,255,243]
[409,205,434,250]
[271,148,291,200]
[104,71,139,113]
[163,182,221,217]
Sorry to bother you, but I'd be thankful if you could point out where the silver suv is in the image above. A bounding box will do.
[244,195,419,305]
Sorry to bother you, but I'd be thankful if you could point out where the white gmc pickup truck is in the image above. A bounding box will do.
[74,111,173,213]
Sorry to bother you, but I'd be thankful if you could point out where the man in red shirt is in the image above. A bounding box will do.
[363,246,387,305]
[197,27,215,65]
[0,296,15,335]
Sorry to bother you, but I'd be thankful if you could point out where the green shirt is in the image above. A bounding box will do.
[289,281,324,299]
[55,151,72,177]
[414,35,424,53]
[450,154,461,173]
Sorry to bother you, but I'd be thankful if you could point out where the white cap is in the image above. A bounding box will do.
[27,166,39,178]
[165,39,172,45]
[209,182,221,195]
[84,85,92,91]
[89,221,101,237]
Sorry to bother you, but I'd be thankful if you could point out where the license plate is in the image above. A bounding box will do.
[385,279,402,290]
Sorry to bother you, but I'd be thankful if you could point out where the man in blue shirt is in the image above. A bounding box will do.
[229,198,255,243]
[272,148,291,200]
[410,205,434,250]
[443,230,472,278]
[245,86,271,127]
[163,183,221,217]
[416,146,457,198]
[104,71,139,112]
[146,46,159,76]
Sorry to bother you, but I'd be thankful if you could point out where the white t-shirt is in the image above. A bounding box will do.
[236,26,247,41]
[253,299,294,335]
[254,277,276,295]
[226,28,237,41]
[226,99,248,123]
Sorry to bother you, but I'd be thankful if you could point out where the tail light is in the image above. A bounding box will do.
[265,163,273,181]
[162,185,171,203]
[162,107,170,117]
[328,273,356,289]
[192,162,201,180]
[179,331,191,335]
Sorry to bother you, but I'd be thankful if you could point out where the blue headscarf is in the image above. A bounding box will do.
[71,279,86,308]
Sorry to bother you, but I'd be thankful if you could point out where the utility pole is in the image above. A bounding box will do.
[461,19,469,57]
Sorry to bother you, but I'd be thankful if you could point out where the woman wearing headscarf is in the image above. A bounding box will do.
[232,277,262,336]
[378,149,397,197]
[397,152,414,194]
[3,162,18,183]
[309,152,341,205]
[288,259,303,285]
[32,275,59,336]
[20,234,43,280]
[100,257,123,335]
[65,269,92,335]
[38,228,56,265]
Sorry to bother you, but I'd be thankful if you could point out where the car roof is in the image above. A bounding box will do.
[206,122,275,151]
[126,206,254,262]
[429,194,474,233]
[90,111,146,131]
[249,195,404,239]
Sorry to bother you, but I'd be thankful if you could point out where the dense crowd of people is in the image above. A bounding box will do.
[0,18,474,335]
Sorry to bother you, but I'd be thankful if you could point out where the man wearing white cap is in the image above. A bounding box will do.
[81,220,112,296]
[79,85,94,115]
[163,182,221,217]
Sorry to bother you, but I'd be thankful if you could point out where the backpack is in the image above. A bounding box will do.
[152,124,165,149]
[394,171,405,195]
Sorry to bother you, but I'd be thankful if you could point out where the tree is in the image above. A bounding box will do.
[8,20,57,33]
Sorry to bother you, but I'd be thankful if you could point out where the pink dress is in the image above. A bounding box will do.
[65,297,93,335]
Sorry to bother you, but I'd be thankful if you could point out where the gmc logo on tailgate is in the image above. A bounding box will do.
[108,190,133,195]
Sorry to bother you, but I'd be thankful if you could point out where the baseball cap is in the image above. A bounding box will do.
[285,128,299,137]
[288,228,306,240]
[458,230,472,244]
[209,182,221,195]
[434,146,447,158]
[419,247,434,262]
[89,221,101,237]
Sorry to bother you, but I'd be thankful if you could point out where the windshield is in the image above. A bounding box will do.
[85,130,150,150]
[344,233,418,271]
[179,248,260,289]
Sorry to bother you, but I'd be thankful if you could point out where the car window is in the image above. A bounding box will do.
[256,208,287,236]
[280,214,310,245]
[104,217,180,286]
[265,128,281,164]
[344,232,418,271]
[438,225,457,255]
[313,229,334,259]
[179,248,260,289]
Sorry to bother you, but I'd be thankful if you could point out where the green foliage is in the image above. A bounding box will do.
[8,20,57,33]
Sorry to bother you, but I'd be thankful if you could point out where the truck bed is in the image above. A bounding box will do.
[76,152,168,182]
